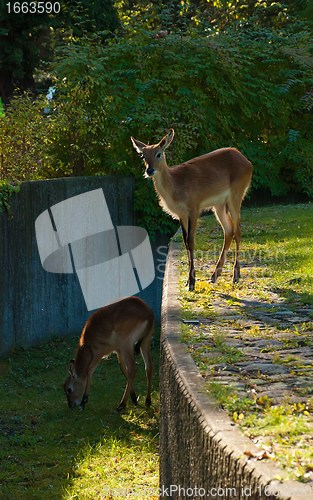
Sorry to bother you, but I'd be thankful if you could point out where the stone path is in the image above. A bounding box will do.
[184,291,313,406]
[182,283,313,481]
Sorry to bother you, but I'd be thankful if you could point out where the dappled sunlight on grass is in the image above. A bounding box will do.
[180,203,313,305]
[0,336,160,498]
[64,408,159,499]
[242,404,313,482]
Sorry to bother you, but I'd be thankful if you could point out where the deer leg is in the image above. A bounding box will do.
[180,218,190,287]
[187,215,197,291]
[180,217,189,266]
[232,219,241,283]
[227,198,242,283]
[180,220,188,253]
[79,349,97,409]
[180,215,197,291]
[139,328,153,407]
[80,374,92,409]
[116,350,137,411]
[211,205,234,283]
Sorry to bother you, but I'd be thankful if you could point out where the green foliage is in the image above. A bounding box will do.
[60,0,120,37]
[1,10,312,233]
[114,0,311,32]
[0,181,20,213]
[0,92,53,182]
[49,24,313,224]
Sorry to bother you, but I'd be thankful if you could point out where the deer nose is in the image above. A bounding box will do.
[146,166,156,177]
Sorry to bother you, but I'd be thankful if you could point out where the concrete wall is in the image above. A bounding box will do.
[0,176,166,356]
[159,240,313,500]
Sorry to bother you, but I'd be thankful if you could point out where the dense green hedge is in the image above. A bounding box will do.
[0,25,312,233]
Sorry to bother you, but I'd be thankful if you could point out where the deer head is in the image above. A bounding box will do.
[63,360,88,409]
[131,129,175,177]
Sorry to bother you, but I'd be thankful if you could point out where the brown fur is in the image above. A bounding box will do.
[63,297,154,411]
[131,129,252,290]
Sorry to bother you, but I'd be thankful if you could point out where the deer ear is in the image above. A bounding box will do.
[69,360,77,378]
[131,137,147,154]
[159,128,174,150]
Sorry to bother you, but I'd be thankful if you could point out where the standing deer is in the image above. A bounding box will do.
[131,129,252,291]
[63,297,154,411]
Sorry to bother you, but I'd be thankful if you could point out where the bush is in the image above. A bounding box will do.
[51,26,313,210]
[1,22,312,232]
[0,92,50,182]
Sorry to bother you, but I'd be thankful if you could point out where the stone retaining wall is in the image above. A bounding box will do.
[0,176,165,356]
[159,240,313,500]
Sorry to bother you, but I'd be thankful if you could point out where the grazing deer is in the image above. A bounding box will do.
[131,129,252,291]
[63,297,154,411]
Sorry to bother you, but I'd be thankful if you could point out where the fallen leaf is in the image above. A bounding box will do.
[244,450,274,460]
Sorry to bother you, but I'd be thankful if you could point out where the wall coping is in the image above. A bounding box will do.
[161,238,313,500]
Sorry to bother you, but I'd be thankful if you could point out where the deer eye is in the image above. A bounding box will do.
[66,387,73,395]
[155,151,162,159]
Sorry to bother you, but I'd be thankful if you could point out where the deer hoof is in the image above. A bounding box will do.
[131,391,138,406]
[211,269,222,283]
[233,269,240,283]
[188,277,195,291]
[145,396,152,407]
[116,402,126,412]
[79,393,89,410]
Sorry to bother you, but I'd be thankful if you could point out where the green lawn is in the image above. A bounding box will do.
[178,203,313,312]
[184,203,313,306]
[178,203,313,481]
[0,335,159,499]
[1,203,312,494]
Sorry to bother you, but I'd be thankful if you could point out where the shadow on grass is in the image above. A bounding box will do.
[218,288,313,330]
[270,285,313,307]
[0,335,160,499]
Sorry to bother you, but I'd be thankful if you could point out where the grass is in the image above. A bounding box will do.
[183,203,313,305]
[209,381,313,481]
[181,326,244,371]
[178,203,313,481]
[0,335,160,499]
